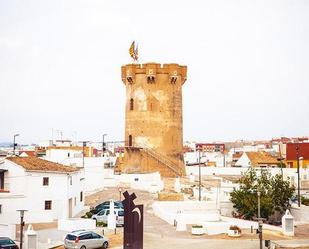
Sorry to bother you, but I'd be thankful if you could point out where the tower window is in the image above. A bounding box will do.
[43,177,49,186]
[147,76,155,84]
[45,200,52,210]
[129,135,133,147]
[130,98,134,110]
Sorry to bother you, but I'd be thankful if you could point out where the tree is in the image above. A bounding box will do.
[230,168,295,221]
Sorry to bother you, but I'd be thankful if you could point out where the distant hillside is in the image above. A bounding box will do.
[0,142,13,147]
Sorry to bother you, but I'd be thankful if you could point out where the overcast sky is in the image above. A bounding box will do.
[1,0,308,144]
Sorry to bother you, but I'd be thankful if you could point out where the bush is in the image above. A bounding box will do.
[96,221,106,227]
[229,225,241,233]
[230,168,295,221]
[81,211,93,219]
[85,211,93,218]
[192,225,203,228]
[301,196,309,206]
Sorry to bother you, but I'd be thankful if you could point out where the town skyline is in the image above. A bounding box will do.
[1,0,309,144]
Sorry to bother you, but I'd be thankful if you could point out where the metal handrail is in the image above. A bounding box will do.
[139,144,182,176]
[124,141,182,176]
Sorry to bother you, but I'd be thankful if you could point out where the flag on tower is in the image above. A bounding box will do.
[129,41,138,61]
[129,41,135,59]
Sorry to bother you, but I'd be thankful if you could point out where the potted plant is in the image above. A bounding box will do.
[191,224,204,235]
[228,225,242,237]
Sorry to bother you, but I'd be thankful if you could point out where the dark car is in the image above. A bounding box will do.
[90,201,123,214]
[0,237,19,249]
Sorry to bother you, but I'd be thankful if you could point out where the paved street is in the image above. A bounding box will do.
[34,186,309,248]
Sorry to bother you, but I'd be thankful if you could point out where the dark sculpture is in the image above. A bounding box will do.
[122,191,144,249]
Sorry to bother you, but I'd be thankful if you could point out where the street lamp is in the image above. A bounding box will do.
[17,209,28,249]
[118,187,123,201]
[277,156,285,176]
[80,141,89,168]
[196,145,202,201]
[296,145,301,207]
[13,134,20,156]
[257,191,263,249]
[102,134,107,157]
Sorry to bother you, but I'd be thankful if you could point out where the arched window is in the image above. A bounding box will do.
[128,135,133,147]
[130,98,134,110]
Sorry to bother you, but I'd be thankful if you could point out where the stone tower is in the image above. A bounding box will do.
[121,63,187,177]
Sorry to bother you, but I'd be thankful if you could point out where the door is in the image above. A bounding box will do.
[68,198,73,218]
[97,210,105,222]
[91,232,103,248]
[128,135,132,146]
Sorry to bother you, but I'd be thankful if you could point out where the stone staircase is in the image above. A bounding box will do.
[140,145,183,177]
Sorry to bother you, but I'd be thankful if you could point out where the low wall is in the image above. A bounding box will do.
[152,201,220,225]
[116,172,164,193]
[221,216,282,232]
[186,166,309,178]
[291,205,309,222]
[58,218,96,231]
[0,224,16,239]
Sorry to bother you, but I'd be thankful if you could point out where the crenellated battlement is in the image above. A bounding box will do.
[121,63,187,85]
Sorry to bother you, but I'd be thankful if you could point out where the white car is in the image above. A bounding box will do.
[64,230,108,249]
[91,208,124,226]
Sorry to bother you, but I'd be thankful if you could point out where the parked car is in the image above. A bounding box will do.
[0,237,19,249]
[92,208,124,226]
[90,200,123,214]
[64,230,108,249]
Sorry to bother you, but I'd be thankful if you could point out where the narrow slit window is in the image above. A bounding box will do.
[129,135,132,147]
[130,98,134,110]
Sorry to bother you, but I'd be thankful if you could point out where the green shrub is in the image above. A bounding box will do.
[96,221,107,227]
[192,225,203,228]
[85,212,93,218]
[301,196,309,206]
[229,225,241,233]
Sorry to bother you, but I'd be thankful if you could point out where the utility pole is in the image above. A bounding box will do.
[13,134,19,156]
[198,145,201,201]
[17,209,27,249]
[102,134,107,157]
[296,145,301,207]
[257,191,263,249]
[81,141,89,168]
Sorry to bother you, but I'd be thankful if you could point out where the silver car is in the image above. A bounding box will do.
[92,208,124,226]
[64,230,109,249]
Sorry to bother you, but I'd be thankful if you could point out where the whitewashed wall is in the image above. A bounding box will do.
[61,157,117,192]
[235,153,251,167]
[291,205,309,222]
[0,160,85,225]
[116,172,164,192]
[45,149,83,163]
[185,166,309,178]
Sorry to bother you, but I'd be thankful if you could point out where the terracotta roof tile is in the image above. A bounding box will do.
[232,152,243,159]
[7,157,79,173]
[246,151,278,166]
[19,151,36,157]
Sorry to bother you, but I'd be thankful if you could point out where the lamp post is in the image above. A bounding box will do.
[296,145,301,207]
[277,156,285,177]
[102,134,107,157]
[118,187,122,201]
[197,145,201,201]
[17,209,27,249]
[81,141,88,168]
[257,191,263,249]
[13,134,20,156]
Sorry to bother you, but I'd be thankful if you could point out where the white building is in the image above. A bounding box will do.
[235,151,278,168]
[0,157,85,225]
[61,157,117,193]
